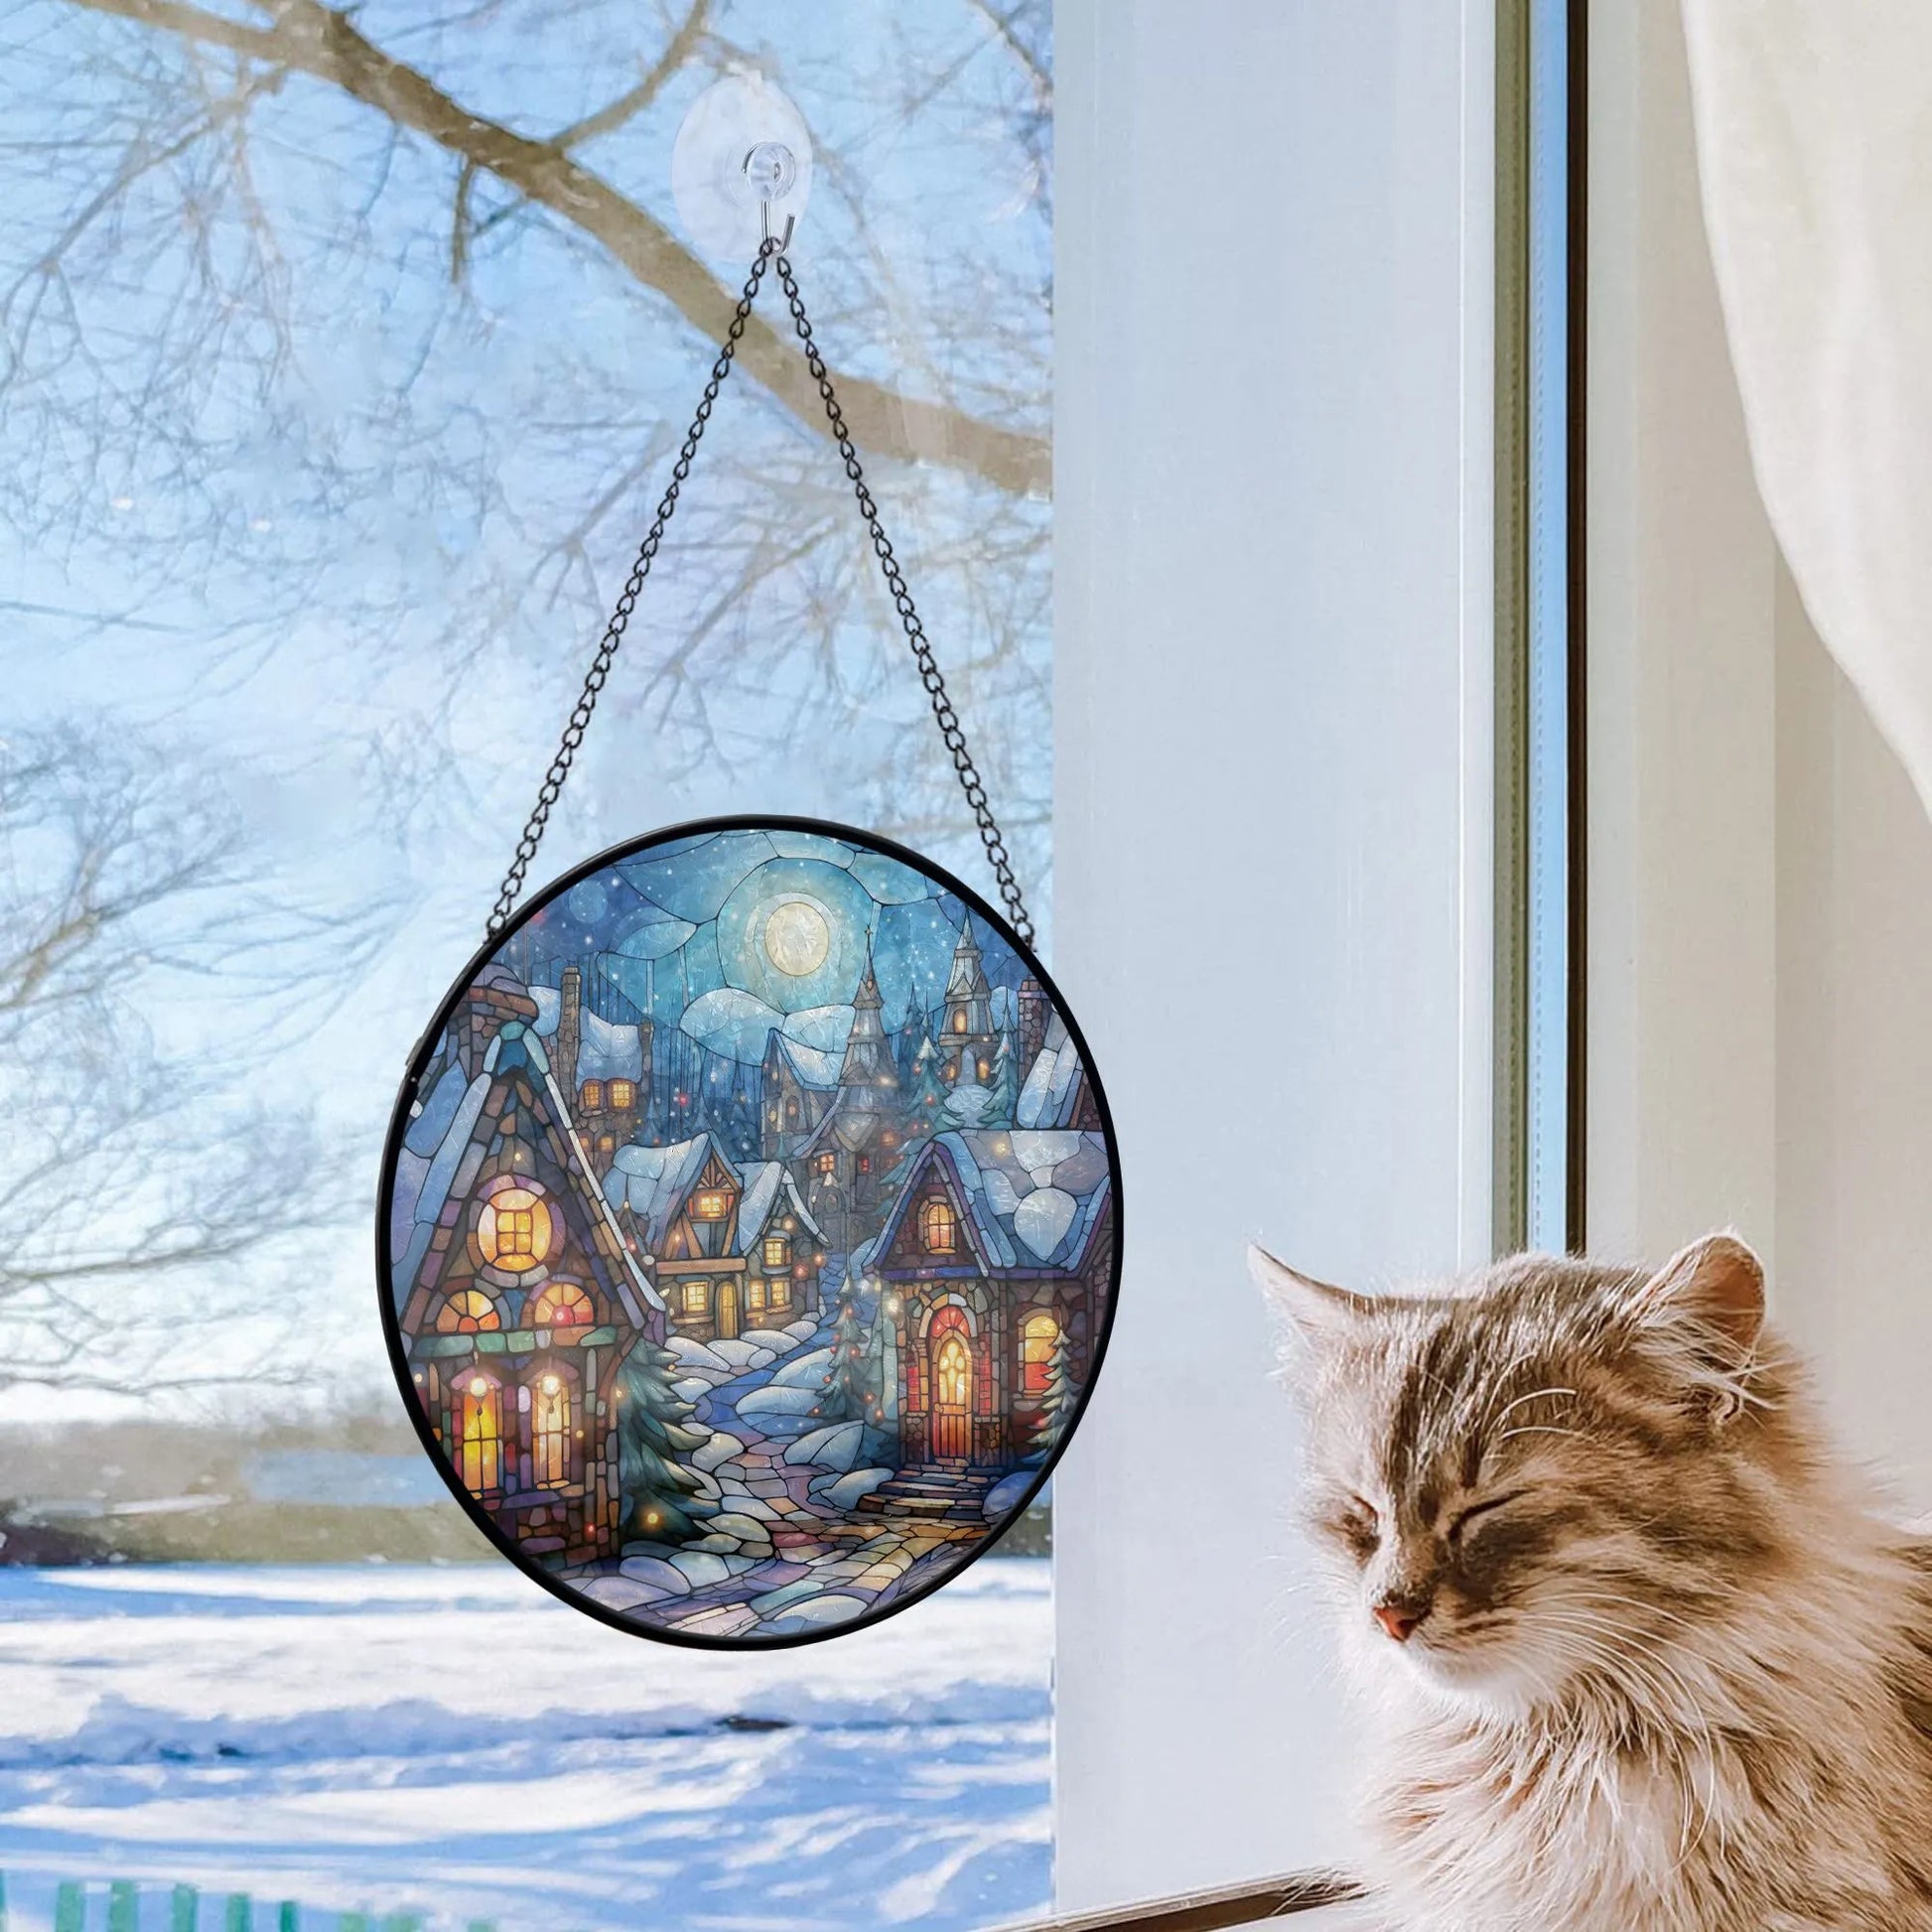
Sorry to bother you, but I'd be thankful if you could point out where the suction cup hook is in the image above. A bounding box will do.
[672,74,812,264]
[744,141,796,250]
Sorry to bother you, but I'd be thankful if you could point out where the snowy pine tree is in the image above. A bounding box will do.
[1032,1327,1078,1459]
[615,1333,706,1543]
[941,1079,995,1129]
[816,1290,873,1423]
[910,1029,947,1126]
[992,1027,1020,1121]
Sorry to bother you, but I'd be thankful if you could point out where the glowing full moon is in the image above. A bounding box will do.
[762,898,832,977]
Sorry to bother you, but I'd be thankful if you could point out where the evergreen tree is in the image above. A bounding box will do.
[910,1028,948,1126]
[1032,1327,1078,1459]
[992,1027,1020,1121]
[615,1332,706,1542]
[941,1079,995,1130]
[816,1289,873,1423]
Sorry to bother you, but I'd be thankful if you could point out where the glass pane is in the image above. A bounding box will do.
[0,2,1051,1925]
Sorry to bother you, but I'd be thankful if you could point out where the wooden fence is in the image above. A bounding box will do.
[0,1876,503,1931]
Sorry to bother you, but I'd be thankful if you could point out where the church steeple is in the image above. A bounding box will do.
[939,913,997,1083]
[839,949,897,1094]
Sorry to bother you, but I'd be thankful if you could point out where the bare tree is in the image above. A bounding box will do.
[1,0,1054,884]
[0,729,371,1398]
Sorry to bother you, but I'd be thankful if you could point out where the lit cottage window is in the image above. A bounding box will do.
[748,1279,766,1312]
[482,1187,549,1270]
[682,1280,710,1316]
[456,1374,502,1494]
[437,1289,500,1334]
[920,1196,957,1254]
[532,1372,570,1487]
[529,1281,593,1328]
[769,1279,791,1311]
[1022,1311,1060,1393]
[693,1188,732,1222]
[580,1079,604,1109]
[609,1078,635,1109]
[762,1234,789,1270]
[815,1152,836,1175]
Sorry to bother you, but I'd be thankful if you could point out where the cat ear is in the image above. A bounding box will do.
[1625,1234,1766,1410]
[1248,1245,1377,1351]
[1630,1233,1766,1352]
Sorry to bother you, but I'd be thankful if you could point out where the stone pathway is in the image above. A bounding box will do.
[567,1271,994,1639]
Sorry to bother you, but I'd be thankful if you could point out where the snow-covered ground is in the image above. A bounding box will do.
[0,1560,1050,1930]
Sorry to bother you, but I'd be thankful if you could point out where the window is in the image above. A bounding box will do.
[609,1078,634,1109]
[769,1279,790,1311]
[692,1187,731,1221]
[681,1281,709,1316]
[1022,1311,1059,1393]
[920,1196,957,1254]
[529,1281,593,1328]
[436,1289,501,1334]
[762,1234,789,1270]
[532,1372,570,1487]
[455,1374,501,1494]
[480,1187,549,1271]
[599,1134,614,1153]
[747,1279,766,1312]
[977,1058,990,1080]
[580,1079,604,1109]
[951,1011,967,1034]
[815,1152,837,1175]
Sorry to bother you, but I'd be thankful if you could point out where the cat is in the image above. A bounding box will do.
[1251,1233,1932,1932]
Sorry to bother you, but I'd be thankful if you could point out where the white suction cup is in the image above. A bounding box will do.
[671,73,814,264]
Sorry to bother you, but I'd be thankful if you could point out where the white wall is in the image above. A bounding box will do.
[1587,1,1932,1502]
[1051,1,1493,1909]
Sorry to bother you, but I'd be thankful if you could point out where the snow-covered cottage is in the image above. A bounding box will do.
[388,965,666,1564]
[529,963,650,1174]
[734,1160,829,1327]
[605,1132,752,1342]
[759,1031,840,1161]
[867,1128,1114,1470]
[793,951,915,1251]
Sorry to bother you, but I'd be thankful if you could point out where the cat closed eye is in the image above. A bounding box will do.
[1445,1489,1530,1542]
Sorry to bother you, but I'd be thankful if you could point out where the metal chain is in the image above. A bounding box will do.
[485,249,769,938]
[487,238,1035,950]
[772,248,1035,948]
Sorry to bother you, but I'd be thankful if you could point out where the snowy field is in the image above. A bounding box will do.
[0,1560,1051,1930]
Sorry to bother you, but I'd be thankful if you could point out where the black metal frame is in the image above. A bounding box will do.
[375,813,1123,1653]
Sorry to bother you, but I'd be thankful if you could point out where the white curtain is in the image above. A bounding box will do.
[1681,0,1932,822]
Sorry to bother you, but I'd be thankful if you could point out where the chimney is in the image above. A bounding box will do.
[558,964,584,1111]
[1018,978,1049,1073]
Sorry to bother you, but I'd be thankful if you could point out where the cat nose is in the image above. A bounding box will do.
[1373,1598,1429,1643]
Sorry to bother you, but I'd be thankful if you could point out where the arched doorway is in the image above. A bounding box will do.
[716,1278,740,1341]
[931,1327,973,1460]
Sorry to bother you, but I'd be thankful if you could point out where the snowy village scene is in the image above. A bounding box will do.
[385,825,1116,1642]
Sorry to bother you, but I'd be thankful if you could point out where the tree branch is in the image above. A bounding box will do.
[69,0,1050,497]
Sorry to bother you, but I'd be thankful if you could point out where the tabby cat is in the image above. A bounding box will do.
[1252,1234,1932,1931]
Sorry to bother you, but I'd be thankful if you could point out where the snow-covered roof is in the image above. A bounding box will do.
[605,1133,735,1251]
[875,1128,1112,1274]
[528,983,645,1086]
[390,990,662,1324]
[769,1032,841,1091]
[1017,1014,1087,1130]
[733,1161,826,1254]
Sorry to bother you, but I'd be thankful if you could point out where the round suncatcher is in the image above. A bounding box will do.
[377,178,1119,1645]
[380,818,1119,1646]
